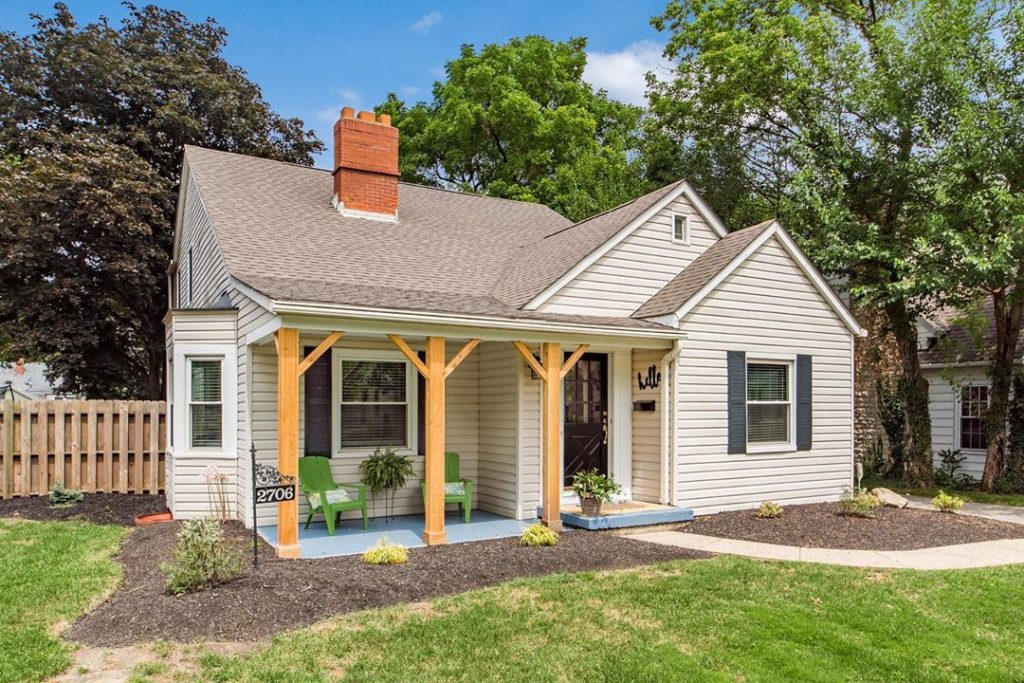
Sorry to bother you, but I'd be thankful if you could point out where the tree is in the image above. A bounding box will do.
[375,35,648,222]
[0,3,322,398]
[926,3,1024,490]
[648,0,992,485]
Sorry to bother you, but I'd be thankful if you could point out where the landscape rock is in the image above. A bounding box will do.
[871,487,909,509]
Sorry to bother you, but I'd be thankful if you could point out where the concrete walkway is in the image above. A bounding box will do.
[631,531,1024,570]
[905,495,1024,526]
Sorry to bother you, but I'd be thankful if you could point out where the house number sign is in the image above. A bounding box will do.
[637,365,661,390]
[249,443,297,567]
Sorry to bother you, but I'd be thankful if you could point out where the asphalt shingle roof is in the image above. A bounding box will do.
[919,296,1024,365]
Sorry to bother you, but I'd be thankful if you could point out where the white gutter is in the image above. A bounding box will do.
[271,299,686,341]
[660,339,683,505]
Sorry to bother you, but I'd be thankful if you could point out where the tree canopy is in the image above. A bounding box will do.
[0,3,322,398]
[376,35,649,222]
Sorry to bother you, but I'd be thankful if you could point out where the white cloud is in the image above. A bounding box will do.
[315,88,364,122]
[400,85,422,98]
[583,40,672,106]
[410,11,442,34]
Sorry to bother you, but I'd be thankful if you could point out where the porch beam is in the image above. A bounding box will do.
[512,341,548,381]
[387,334,429,378]
[560,344,591,380]
[297,331,343,377]
[444,338,480,379]
[275,327,301,558]
[422,336,447,545]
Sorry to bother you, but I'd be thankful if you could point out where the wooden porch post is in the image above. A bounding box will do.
[275,327,301,558]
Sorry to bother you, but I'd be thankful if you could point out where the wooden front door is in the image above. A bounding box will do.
[562,352,608,486]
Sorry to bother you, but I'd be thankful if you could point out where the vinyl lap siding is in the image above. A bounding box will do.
[538,196,721,317]
[631,349,662,503]
[477,342,520,518]
[925,368,988,479]
[177,175,230,309]
[676,236,854,514]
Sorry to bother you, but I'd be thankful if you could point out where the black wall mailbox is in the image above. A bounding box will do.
[633,400,656,412]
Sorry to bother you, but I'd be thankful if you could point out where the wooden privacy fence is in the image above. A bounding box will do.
[0,400,167,499]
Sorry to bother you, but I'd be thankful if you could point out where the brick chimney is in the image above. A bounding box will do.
[332,107,399,219]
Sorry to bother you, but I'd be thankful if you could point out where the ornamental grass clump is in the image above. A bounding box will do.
[162,518,245,594]
[932,490,966,513]
[48,481,83,505]
[363,537,408,565]
[756,501,783,519]
[839,487,881,519]
[519,523,559,547]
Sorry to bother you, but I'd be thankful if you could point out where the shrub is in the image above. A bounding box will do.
[48,481,83,505]
[756,501,783,519]
[162,518,245,594]
[519,523,559,547]
[363,537,408,565]
[932,490,966,513]
[839,487,881,518]
[935,448,966,488]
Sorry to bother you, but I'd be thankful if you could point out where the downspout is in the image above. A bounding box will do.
[660,339,683,505]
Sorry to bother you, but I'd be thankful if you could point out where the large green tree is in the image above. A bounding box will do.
[376,35,648,222]
[0,3,322,398]
[648,0,997,485]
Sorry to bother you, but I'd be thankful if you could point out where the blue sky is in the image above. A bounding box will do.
[0,1,673,168]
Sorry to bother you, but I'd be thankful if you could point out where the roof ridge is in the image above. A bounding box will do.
[184,144,327,173]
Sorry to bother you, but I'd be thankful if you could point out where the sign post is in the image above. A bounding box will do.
[249,442,297,567]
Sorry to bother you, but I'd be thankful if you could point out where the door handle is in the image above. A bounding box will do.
[602,411,608,445]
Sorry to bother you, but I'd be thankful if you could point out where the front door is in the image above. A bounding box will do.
[563,352,608,486]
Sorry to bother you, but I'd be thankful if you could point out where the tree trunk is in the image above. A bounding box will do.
[981,292,1024,491]
[885,301,933,486]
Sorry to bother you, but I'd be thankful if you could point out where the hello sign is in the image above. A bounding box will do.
[637,365,661,391]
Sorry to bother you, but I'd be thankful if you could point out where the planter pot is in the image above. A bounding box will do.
[579,495,603,517]
[134,511,173,526]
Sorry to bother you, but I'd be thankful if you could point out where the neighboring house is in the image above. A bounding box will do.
[165,106,865,557]
[919,298,1023,478]
[0,359,60,401]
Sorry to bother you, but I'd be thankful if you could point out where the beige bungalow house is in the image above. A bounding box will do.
[165,107,865,558]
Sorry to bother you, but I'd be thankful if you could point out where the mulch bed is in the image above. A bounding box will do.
[681,502,1024,551]
[68,521,710,646]
[0,492,167,527]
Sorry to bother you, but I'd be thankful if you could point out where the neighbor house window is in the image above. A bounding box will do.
[188,358,222,448]
[672,213,689,243]
[339,359,409,449]
[747,362,791,444]
[959,385,988,450]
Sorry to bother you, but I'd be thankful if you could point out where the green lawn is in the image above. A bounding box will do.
[0,518,126,683]
[866,477,1024,507]
[200,557,1024,683]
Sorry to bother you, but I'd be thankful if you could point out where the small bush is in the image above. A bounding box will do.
[839,487,881,518]
[48,481,83,505]
[363,537,408,565]
[933,490,966,513]
[519,523,559,547]
[162,518,245,594]
[756,501,783,519]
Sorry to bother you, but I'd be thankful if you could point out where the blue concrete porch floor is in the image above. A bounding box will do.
[258,510,534,559]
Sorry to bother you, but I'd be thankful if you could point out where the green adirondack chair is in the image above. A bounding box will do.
[298,456,368,535]
[420,451,474,523]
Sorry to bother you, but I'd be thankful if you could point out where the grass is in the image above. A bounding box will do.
[198,557,1024,682]
[0,518,126,683]
[866,477,1024,507]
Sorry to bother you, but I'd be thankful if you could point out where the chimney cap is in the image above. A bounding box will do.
[338,107,392,127]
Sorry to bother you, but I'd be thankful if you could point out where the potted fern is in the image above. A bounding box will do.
[571,469,621,517]
[359,446,414,521]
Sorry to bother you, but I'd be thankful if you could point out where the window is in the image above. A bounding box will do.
[339,359,409,449]
[672,213,689,244]
[747,362,791,445]
[188,359,222,448]
[959,385,988,450]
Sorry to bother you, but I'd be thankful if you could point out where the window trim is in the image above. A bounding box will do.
[745,354,796,454]
[187,356,224,451]
[956,383,989,452]
[331,348,418,455]
[670,212,690,245]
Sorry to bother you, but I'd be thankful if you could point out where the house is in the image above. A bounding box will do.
[0,359,60,401]
[164,107,865,558]
[919,298,1022,478]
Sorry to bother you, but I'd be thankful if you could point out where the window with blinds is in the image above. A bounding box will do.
[339,359,408,448]
[189,359,222,448]
[959,385,988,450]
[747,362,790,444]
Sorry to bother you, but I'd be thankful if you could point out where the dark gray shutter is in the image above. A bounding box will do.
[416,351,425,455]
[727,351,747,454]
[796,354,813,451]
[303,347,332,457]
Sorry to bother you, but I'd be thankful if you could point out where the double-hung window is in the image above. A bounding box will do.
[747,361,792,446]
[959,385,988,450]
[188,359,223,448]
[339,359,410,449]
